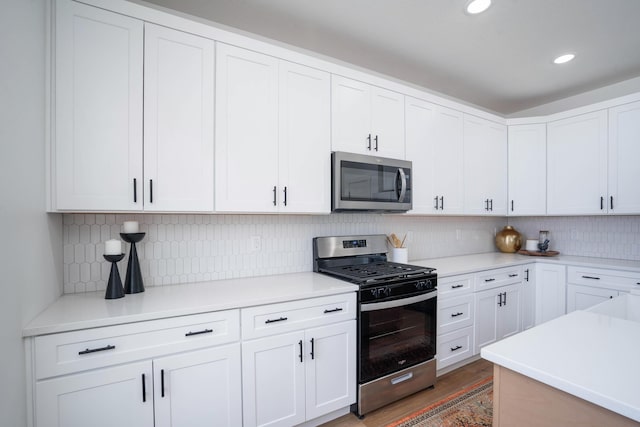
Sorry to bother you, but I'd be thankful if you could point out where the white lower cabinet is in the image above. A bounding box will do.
[566,266,640,312]
[241,293,357,427]
[567,284,620,312]
[521,264,536,330]
[534,263,567,325]
[474,283,521,354]
[436,275,474,370]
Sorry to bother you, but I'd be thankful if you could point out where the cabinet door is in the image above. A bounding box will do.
[547,110,608,215]
[154,344,242,427]
[567,284,618,312]
[371,86,405,159]
[331,75,371,154]
[508,124,547,215]
[474,288,500,354]
[36,361,153,427]
[143,24,214,212]
[608,101,640,214]
[535,263,566,325]
[242,331,306,427]
[521,264,536,330]
[305,321,356,420]
[497,284,521,341]
[405,98,464,214]
[278,61,331,213]
[215,43,279,212]
[54,0,143,211]
[463,115,508,215]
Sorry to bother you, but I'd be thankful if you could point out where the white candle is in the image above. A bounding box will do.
[123,221,139,233]
[105,239,122,255]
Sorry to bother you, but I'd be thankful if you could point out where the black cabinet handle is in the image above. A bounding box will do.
[133,178,137,203]
[141,373,146,402]
[78,345,116,355]
[299,340,303,362]
[450,345,462,352]
[508,273,518,278]
[610,196,614,210]
[185,328,213,337]
[367,134,372,150]
[434,196,439,210]
[503,291,507,305]
[600,196,604,210]
[451,312,464,317]
[582,275,601,280]
[265,316,288,324]
[272,186,277,206]
[484,278,495,282]
[149,179,153,203]
[440,196,444,210]
[283,186,287,206]
[161,369,165,398]
[498,292,503,307]
[490,199,493,211]
[525,269,530,282]
[374,135,379,151]
[484,199,489,211]
[310,338,315,360]
[452,284,464,289]
[324,307,343,314]
[511,200,514,212]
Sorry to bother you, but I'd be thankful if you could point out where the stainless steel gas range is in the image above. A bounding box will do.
[313,235,437,417]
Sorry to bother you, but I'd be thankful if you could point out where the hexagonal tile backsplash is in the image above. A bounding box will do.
[62,213,640,294]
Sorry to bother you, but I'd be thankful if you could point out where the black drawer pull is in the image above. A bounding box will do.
[451,312,464,317]
[582,275,601,280]
[324,307,343,314]
[265,316,288,324]
[451,284,464,289]
[78,345,116,355]
[185,328,213,337]
[450,345,462,352]
[141,373,146,402]
[161,369,165,398]
[508,274,518,277]
[484,278,496,282]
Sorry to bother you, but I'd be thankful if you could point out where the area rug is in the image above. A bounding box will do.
[386,376,493,427]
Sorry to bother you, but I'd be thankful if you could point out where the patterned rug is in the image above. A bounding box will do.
[386,377,493,427]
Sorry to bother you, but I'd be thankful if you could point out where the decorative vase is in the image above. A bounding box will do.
[495,225,522,253]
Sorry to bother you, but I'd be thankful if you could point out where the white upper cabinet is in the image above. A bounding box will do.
[332,75,405,159]
[608,101,640,214]
[144,23,215,212]
[507,124,546,216]
[216,43,331,213]
[278,61,331,213]
[54,0,143,211]
[547,110,608,215]
[215,44,279,212]
[463,115,508,215]
[405,97,464,214]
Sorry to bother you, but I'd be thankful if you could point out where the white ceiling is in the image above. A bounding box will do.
[143,0,640,116]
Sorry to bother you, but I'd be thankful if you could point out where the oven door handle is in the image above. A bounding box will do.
[360,291,436,312]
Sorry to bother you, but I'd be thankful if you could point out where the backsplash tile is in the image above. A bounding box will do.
[62,213,503,294]
[63,213,640,294]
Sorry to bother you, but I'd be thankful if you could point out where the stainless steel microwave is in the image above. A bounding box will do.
[331,151,412,212]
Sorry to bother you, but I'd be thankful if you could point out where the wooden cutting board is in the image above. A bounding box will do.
[518,250,560,257]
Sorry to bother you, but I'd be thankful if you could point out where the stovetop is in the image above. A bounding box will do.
[319,261,435,284]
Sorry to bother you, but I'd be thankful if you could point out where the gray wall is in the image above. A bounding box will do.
[0,1,63,425]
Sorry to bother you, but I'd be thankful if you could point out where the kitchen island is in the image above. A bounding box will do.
[481,292,640,426]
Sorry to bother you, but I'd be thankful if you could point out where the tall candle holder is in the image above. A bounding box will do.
[103,253,125,299]
[120,232,145,294]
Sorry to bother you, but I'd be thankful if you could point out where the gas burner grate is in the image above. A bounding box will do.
[319,261,435,284]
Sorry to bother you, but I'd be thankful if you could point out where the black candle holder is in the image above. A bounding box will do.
[103,253,125,299]
[120,232,146,294]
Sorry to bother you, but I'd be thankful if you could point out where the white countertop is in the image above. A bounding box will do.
[412,252,640,277]
[481,301,640,422]
[23,272,358,337]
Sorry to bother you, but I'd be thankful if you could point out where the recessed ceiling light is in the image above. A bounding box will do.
[465,0,492,14]
[553,53,576,64]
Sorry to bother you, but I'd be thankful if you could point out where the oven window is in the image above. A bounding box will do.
[359,296,436,383]
[340,161,411,202]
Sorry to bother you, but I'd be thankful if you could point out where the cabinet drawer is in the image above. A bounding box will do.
[438,274,473,298]
[34,310,239,380]
[474,266,522,291]
[438,294,474,335]
[241,292,356,340]
[568,266,640,292]
[437,326,474,370]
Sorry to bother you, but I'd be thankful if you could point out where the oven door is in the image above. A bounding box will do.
[359,291,437,383]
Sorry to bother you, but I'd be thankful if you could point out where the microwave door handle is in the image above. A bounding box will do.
[396,168,407,202]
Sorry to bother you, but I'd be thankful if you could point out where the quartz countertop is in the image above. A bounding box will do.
[23,272,358,337]
[481,299,640,422]
[411,252,640,277]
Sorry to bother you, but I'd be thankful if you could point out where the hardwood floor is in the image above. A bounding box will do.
[321,358,494,427]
